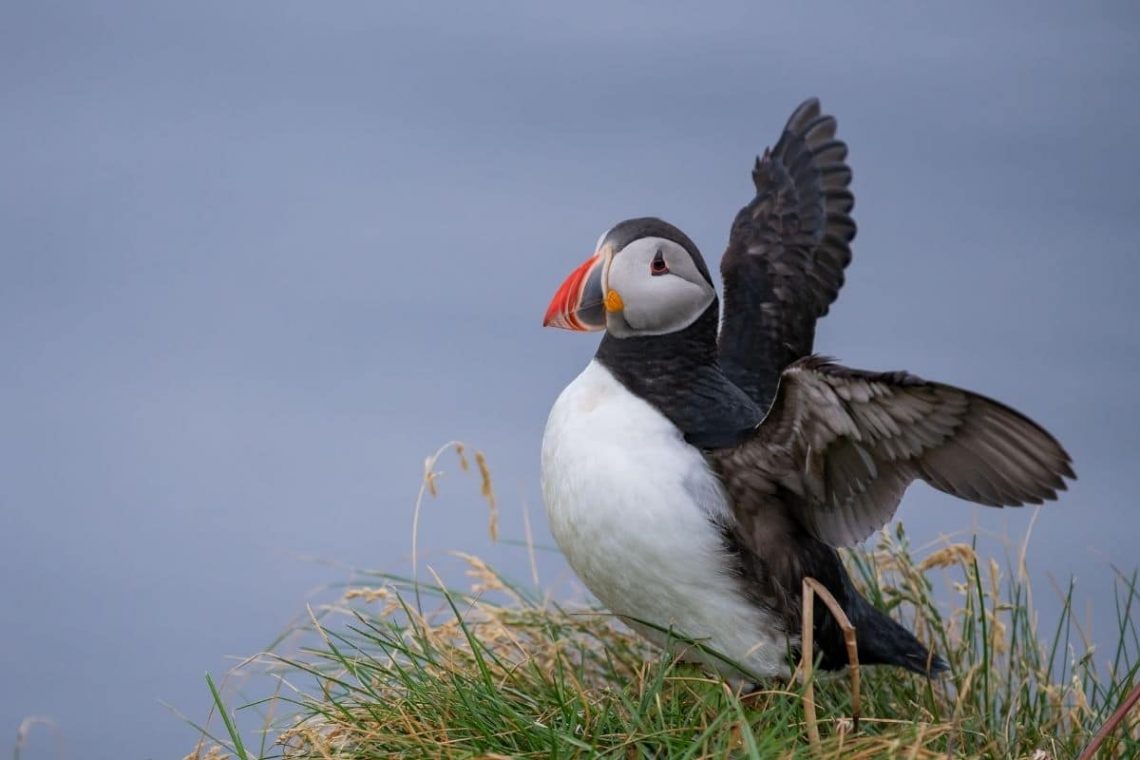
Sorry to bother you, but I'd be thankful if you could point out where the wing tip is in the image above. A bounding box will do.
[787,97,822,131]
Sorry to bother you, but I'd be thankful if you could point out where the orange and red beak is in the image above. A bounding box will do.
[542,251,607,331]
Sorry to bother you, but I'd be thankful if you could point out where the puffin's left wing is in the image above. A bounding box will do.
[711,357,1075,548]
[717,98,856,410]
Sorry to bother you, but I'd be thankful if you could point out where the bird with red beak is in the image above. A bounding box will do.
[538,98,1073,686]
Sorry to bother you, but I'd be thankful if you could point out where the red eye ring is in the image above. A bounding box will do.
[650,250,669,276]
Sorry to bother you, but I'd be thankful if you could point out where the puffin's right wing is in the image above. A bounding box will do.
[717,98,856,410]
[711,357,1075,548]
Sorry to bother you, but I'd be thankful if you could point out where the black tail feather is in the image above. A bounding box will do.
[847,592,948,676]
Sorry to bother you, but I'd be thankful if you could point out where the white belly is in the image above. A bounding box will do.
[540,360,792,679]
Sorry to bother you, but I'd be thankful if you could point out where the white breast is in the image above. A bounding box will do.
[540,360,792,679]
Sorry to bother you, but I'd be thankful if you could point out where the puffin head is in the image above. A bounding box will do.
[543,217,716,338]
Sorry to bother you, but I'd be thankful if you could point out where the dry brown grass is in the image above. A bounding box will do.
[188,446,1140,759]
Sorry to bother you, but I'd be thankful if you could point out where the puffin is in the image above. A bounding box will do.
[539,98,1074,681]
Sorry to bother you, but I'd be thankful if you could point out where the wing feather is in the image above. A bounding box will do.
[711,357,1075,547]
[718,99,857,410]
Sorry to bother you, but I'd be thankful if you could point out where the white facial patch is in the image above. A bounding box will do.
[605,237,716,337]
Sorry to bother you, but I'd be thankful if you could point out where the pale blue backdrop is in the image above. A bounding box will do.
[2,2,1138,756]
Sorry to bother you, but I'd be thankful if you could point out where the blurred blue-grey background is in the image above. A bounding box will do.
[2,1,1138,756]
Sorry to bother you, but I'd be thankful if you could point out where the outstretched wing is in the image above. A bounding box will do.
[717,98,856,410]
[711,357,1075,548]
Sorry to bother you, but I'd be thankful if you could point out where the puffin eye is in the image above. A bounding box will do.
[650,250,669,276]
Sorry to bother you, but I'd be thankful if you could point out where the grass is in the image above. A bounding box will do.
[187,447,1140,759]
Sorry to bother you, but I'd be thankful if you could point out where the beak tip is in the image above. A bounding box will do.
[542,314,568,330]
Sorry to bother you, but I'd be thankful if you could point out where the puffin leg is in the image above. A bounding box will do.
[800,577,862,743]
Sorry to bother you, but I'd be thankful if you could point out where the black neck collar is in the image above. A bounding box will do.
[594,302,762,449]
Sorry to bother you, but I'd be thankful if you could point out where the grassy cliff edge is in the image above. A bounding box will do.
[189,450,1139,759]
